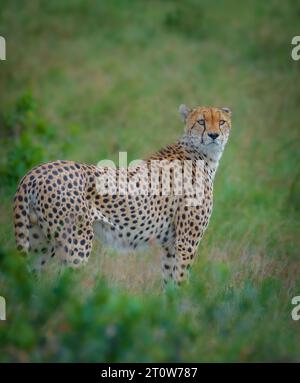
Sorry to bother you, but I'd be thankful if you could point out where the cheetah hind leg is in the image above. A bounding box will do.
[31,245,56,276]
[28,224,56,276]
[55,221,94,269]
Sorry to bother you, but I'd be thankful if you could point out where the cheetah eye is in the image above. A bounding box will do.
[198,119,205,126]
[219,120,226,126]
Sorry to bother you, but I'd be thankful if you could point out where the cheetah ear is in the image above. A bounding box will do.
[221,107,231,116]
[179,104,191,123]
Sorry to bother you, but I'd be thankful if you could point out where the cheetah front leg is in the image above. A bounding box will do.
[161,243,176,286]
[171,241,196,285]
[171,204,205,285]
[162,240,197,287]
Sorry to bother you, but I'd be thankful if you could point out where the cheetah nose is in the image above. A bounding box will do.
[208,133,219,140]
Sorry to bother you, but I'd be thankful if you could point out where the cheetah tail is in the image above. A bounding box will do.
[13,184,30,254]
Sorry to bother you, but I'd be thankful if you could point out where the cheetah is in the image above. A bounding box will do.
[13,104,231,285]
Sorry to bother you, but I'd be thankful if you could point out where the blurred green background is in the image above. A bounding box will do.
[0,0,300,362]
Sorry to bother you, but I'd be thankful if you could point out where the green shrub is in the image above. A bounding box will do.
[0,247,299,362]
[0,92,77,187]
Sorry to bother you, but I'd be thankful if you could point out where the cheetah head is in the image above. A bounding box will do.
[179,104,231,160]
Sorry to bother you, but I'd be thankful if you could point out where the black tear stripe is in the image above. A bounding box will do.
[200,122,206,144]
[190,122,196,135]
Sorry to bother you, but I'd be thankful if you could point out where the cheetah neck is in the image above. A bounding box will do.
[179,135,223,178]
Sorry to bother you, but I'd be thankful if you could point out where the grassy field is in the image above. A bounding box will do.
[0,0,300,362]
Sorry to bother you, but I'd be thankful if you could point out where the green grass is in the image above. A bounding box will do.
[0,0,300,362]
